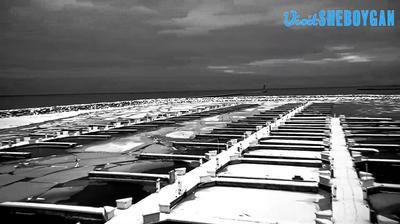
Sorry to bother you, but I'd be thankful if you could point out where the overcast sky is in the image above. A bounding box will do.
[0,0,399,95]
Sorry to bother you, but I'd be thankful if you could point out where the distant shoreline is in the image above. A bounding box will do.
[1,85,400,97]
[0,85,399,110]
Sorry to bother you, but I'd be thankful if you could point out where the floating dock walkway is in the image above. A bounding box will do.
[330,117,370,224]
[101,102,341,224]
[0,103,257,160]
[1,101,393,223]
[88,171,171,183]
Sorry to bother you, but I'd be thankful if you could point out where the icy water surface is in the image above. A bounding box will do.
[0,102,273,207]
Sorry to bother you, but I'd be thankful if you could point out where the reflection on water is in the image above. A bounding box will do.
[369,192,400,222]
[83,136,146,153]
[35,178,155,207]
[105,159,198,174]
[27,159,198,207]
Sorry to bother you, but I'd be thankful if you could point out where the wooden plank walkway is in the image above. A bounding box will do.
[330,117,370,224]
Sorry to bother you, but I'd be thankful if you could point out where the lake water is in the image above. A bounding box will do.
[1,86,399,110]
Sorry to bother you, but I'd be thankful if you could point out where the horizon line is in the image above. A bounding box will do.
[0,84,399,97]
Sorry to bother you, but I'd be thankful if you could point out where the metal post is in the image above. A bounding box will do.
[156,178,161,192]
[177,179,182,195]
[332,184,337,200]
[168,170,176,184]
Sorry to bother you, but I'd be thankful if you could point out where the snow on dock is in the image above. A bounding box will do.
[330,117,370,224]
[0,103,256,155]
[88,171,170,183]
[0,151,31,159]
[168,186,319,224]
[137,153,205,161]
[243,149,322,160]
[248,144,326,151]
[105,103,317,224]
[0,201,109,222]
[2,100,389,223]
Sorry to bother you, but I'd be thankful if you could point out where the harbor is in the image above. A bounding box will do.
[1,0,400,223]
[0,95,398,223]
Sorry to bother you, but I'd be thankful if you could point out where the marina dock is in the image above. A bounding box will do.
[0,103,257,160]
[100,102,378,224]
[103,102,338,224]
[0,100,398,223]
[330,117,370,224]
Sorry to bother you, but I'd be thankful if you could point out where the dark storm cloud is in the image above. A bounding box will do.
[0,0,399,95]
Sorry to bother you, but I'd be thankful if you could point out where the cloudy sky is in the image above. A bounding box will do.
[0,0,399,95]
